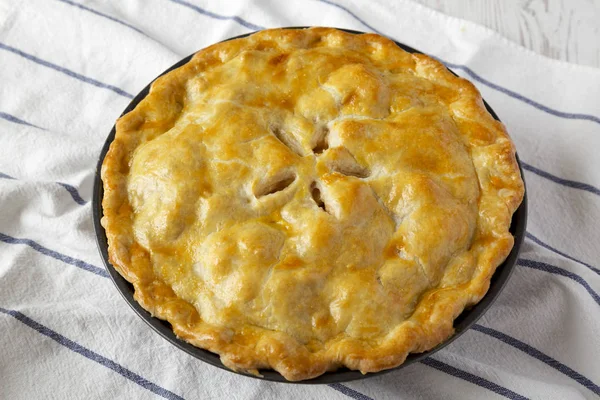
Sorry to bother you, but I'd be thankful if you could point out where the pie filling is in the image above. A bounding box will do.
[102,28,524,381]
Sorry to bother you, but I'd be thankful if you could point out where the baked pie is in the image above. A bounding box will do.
[101,27,524,381]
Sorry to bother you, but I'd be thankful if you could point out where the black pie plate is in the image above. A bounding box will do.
[92,27,528,384]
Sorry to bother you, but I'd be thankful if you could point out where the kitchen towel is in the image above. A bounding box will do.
[0,0,599,399]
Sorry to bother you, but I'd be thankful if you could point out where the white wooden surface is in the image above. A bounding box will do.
[412,0,600,68]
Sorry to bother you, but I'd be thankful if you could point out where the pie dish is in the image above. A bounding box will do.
[100,27,525,381]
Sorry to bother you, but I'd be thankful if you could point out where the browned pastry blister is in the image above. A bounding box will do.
[101,27,524,381]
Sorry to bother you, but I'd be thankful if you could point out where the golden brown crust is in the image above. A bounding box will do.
[101,27,524,381]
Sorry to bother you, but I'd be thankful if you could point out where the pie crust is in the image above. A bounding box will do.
[101,27,525,381]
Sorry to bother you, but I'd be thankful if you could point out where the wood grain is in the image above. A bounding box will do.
[412,0,600,68]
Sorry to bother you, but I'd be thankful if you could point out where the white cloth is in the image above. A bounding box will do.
[1,1,599,399]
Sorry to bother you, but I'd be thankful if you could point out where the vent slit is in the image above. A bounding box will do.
[271,126,303,157]
[327,148,371,178]
[312,127,329,154]
[311,183,327,212]
[254,173,296,198]
[332,166,370,179]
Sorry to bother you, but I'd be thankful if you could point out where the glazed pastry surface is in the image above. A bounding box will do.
[101,27,524,381]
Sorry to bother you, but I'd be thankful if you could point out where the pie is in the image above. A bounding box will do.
[101,27,525,381]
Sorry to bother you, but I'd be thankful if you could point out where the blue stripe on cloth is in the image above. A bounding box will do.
[55,0,148,37]
[526,232,600,275]
[328,383,373,400]
[521,162,600,197]
[0,42,134,99]
[517,259,600,306]
[0,172,87,206]
[56,182,87,205]
[0,111,45,130]
[472,325,600,396]
[0,232,108,278]
[166,0,265,30]
[0,172,16,180]
[440,61,600,126]
[421,357,528,400]
[316,0,600,127]
[0,307,184,400]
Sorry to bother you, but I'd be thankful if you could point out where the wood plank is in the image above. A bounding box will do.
[412,0,600,67]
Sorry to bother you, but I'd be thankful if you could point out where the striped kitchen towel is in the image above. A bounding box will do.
[0,0,598,399]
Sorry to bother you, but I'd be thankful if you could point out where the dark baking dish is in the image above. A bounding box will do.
[92,27,527,384]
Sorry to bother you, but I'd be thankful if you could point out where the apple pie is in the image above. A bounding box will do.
[101,27,525,381]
